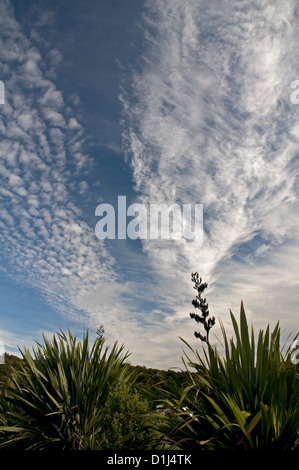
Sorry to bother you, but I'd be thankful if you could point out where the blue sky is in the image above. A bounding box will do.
[0,0,298,369]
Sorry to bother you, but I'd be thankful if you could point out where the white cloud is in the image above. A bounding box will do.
[42,108,66,127]
[68,117,81,130]
[120,0,299,359]
[0,328,35,356]
[38,86,64,108]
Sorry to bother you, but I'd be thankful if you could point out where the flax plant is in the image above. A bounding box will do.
[156,302,299,450]
[0,330,133,450]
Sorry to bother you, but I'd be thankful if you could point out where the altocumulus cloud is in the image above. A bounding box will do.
[0,1,130,347]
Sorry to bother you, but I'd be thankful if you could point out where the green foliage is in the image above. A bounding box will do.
[127,364,192,405]
[154,302,299,450]
[0,340,198,451]
[0,330,133,450]
[0,353,23,388]
[0,302,297,451]
[100,382,154,449]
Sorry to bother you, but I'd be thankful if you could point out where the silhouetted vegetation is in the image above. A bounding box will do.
[189,272,215,343]
[0,353,23,388]
[0,274,298,450]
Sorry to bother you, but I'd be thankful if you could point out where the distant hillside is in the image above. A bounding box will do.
[0,353,23,387]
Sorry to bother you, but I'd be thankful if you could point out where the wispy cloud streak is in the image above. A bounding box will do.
[121,0,299,325]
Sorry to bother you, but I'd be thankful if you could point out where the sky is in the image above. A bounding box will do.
[0,0,298,370]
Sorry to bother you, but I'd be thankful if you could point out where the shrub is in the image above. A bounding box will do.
[0,330,133,450]
[155,302,299,450]
[100,382,154,449]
